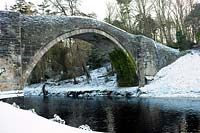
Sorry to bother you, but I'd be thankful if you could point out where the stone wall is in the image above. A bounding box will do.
[0,11,22,90]
[133,35,180,76]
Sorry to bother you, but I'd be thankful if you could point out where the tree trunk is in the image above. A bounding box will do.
[82,62,91,83]
[73,77,78,84]
[76,42,91,83]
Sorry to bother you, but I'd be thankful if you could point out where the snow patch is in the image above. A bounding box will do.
[78,124,92,131]
[50,114,65,125]
[24,67,139,97]
[140,51,200,97]
[0,101,99,133]
[0,90,23,99]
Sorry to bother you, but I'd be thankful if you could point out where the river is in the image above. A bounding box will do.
[2,96,200,132]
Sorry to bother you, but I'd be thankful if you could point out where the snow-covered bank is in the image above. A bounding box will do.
[24,51,200,98]
[0,101,99,133]
[0,90,23,99]
[140,51,200,97]
[24,67,139,97]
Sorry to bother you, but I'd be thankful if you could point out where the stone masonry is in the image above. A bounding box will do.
[0,11,180,90]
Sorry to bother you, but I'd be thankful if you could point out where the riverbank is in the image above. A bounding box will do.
[24,67,139,97]
[1,51,200,99]
[0,90,23,99]
[0,101,99,133]
[140,51,200,97]
[24,51,200,98]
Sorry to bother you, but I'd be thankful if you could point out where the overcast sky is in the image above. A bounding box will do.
[1,0,200,20]
[0,0,116,20]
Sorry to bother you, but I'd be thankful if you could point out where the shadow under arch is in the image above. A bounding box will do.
[22,28,129,88]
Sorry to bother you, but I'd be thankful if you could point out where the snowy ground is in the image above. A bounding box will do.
[0,90,23,99]
[140,51,200,97]
[0,101,99,133]
[24,51,200,98]
[24,67,139,97]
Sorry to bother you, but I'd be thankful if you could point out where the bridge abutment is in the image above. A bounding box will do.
[0,11,22,90]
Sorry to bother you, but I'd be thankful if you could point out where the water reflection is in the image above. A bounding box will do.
[3,97,200,132]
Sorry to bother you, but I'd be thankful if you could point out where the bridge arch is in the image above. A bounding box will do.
[0,11,180,90]
[22,28,128,87]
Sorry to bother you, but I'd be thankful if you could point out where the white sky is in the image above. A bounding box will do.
[0,0,115,20]
[1,0,199,20]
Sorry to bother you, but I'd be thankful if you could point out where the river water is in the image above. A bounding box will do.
[3,96,200,133]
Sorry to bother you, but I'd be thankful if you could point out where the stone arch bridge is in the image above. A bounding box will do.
[0,11,179,90]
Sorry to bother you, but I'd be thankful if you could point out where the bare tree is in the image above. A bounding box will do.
[131,0,156,38]
[185,3,200,43]
[104,1,117,24]
[152,0,175,44]
[115,0,133,32]
[171,0,196,40]
[46,0,80,15]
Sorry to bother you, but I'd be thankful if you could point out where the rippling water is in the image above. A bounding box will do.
[3,96,200,133]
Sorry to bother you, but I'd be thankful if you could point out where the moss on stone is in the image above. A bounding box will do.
[109,48,138,87]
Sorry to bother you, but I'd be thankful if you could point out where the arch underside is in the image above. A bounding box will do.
[22,28,129,87]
